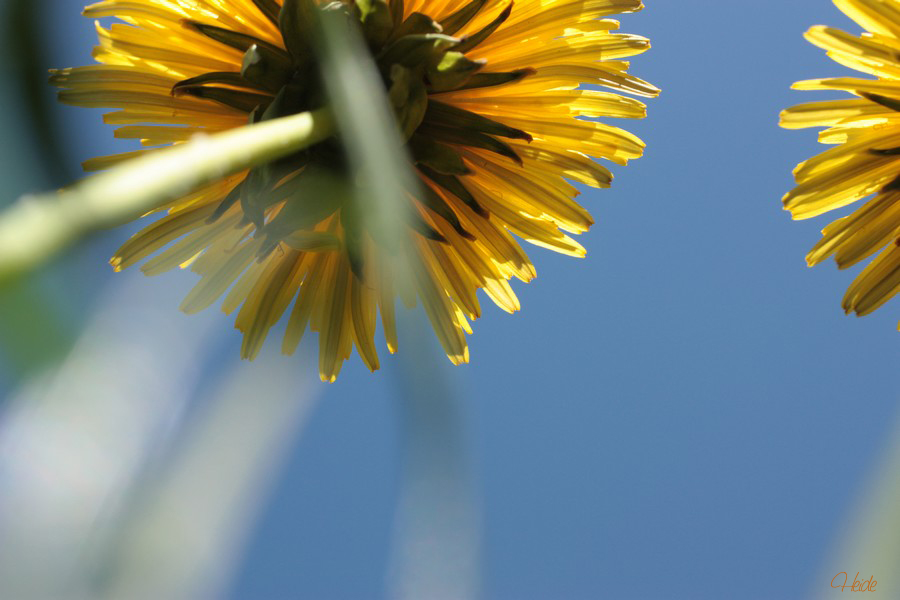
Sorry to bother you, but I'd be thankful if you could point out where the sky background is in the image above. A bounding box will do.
[3,0,898,598]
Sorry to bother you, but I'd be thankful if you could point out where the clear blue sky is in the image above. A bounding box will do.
[39,1,900,598]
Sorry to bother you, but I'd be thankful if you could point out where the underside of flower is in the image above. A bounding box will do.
[53,0,657,381]
[174,0,546,267]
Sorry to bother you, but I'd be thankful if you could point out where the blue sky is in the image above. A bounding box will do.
[33,1,900,598]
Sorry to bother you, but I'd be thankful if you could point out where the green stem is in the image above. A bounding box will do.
[313,12,479,600]
[0,107,334,283]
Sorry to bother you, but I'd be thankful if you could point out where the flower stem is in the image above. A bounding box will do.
[0,107,334,283]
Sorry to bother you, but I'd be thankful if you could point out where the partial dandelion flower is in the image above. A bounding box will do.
[54,0,657,382]
[782,0,900,328]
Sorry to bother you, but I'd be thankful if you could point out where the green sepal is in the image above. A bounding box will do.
[418,122,522,164]
[357,0,394,47]
[401,85,428,140]
[388,65,428,139]
[409,134,472,175]
[378,33,458,69]
[418,165,488,217]
[881,173,900,192]
[248,103,266,124]
[242,44,295,92]
[409,212,448,243]
[456,2,512,53]
[260,153,313,196]
[282,231,341,252]
[418,179,475,240]
[214,118,311,226]
[172,71,268,94]
[453,68,535,91]
[389,0,405,27]
[207,180,245,224]
[862,92,900,113]
[259,163,311,203]
[387,12,442,43]
[279,0,317,65]
[251,0,282,26]
[257,166,347,255]
[388,64,412,108]
[182,20,288,57]
[870,147,900,156]
[439,0,488,35]
[427,51,485,92]
[425,100,531,141]
[241,168,268,229]
[340,205,367,279]
[211,167,306,226]
[260,81,314,122]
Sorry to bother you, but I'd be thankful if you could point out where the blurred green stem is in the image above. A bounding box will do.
[314,11,479,600]
[0,107,334,283]
[390,319,480,600]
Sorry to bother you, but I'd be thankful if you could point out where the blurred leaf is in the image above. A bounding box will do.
[0,270,319,600]
[0,273,220,600]
[99,353,318,600]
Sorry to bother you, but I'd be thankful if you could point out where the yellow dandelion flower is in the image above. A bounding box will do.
[54,0,657,381]
[782,0,900,327]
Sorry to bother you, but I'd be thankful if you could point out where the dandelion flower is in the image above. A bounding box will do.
[782,0,900,327]
[53,0,657,381]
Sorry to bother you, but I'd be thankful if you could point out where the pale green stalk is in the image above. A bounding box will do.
[0,107,334,282]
